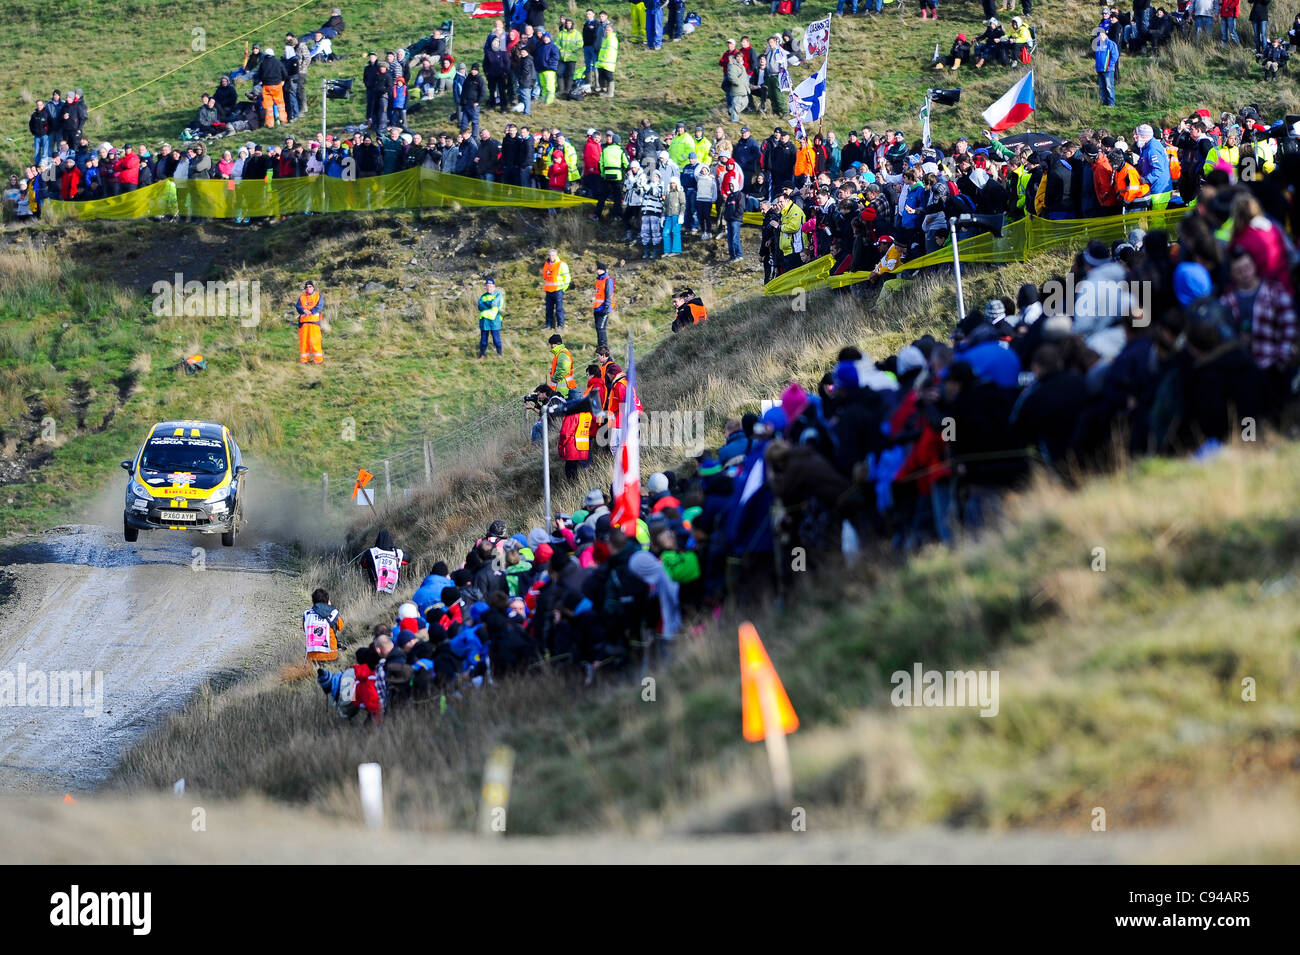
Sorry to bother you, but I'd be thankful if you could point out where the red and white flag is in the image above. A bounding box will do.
[610,342,641,534]
[467,2,505,18]
[981,70,1035,134]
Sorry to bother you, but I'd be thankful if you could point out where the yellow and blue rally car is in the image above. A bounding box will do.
[121,420,247,546]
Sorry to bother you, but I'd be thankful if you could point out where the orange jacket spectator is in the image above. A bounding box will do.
[1093,151,1118,208]
[1114,161,1149,203]
[793,139,815,178]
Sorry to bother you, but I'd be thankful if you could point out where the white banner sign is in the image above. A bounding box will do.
[805,16,830,58]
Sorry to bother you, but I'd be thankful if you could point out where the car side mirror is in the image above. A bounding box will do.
[120,460,134,473]
[235,465,249,475]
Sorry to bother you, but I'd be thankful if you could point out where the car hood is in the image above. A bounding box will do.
[136,467,227,499]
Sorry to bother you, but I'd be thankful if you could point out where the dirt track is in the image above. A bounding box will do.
[0,524,295,793]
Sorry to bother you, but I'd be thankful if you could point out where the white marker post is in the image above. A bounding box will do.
[358,762,383,830]
[478,745,515,836]
[756,670,794,807]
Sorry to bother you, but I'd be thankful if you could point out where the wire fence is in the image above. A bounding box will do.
[322,284,756,519]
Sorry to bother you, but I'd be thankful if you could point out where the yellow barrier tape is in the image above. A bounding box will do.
[767,206,1194,295]
[44,167,595,222]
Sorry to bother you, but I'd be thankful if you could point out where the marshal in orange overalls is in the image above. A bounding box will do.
[297,287,323,363]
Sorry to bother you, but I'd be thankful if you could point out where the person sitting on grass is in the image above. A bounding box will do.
[935,33,973,71]
[971,19,1006,67]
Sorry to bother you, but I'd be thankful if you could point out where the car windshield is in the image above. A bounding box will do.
[139,436,227,475]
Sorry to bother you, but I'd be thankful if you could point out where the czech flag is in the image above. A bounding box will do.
[981,70,1035,134]
[610,343,641,535]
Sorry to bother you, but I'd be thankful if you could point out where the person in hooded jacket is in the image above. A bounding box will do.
[363,529,408,593]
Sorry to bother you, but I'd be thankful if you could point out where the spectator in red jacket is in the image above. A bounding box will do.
[59,157,82,200]
[112,144,140,194]
[582,128,602,197]
[352,647,384,724]
[1220,0,1242,43]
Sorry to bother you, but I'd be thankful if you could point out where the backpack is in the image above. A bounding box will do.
[334,667,360,718]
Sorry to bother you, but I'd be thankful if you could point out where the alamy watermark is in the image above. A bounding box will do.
[151,272,261,327]
[0,663,104,717]
[596,409,706,454]
[890,663,999,717]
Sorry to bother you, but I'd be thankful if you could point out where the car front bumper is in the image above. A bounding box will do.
[124,498,234,533]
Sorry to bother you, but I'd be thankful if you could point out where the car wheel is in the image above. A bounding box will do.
[124,521,139,543]
[221,524,235,547]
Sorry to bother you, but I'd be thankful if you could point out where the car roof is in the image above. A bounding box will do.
[149,421,228,441]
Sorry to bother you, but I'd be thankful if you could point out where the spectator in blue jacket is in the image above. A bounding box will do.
[1094,28,1120,106]
[1135,124,1172,199]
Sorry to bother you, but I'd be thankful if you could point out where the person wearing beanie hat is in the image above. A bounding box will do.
[896,345,927,379]
[1081,239,1111,269]
[1016,283,1043,324]
[647,472,670,496]
[583,490,612,529]
[1173,261,1213,306]
[984,299,1007,324]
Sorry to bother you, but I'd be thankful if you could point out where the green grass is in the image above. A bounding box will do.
[8,0,1299,839]
[5,1,1291,176]
[0,206,759,536]
[110,265,1300,836]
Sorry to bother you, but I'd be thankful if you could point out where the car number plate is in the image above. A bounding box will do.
[161,511,198,522]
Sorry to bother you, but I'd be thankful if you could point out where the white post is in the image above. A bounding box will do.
[757,671,794,806]
[951,218,966,319]
[478,745,514,836]
[322,471,328,508]
[321,78,328,150]
[541,407,552,528]
[358,762,383,830]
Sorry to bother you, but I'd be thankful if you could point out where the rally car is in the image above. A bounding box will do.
[121,420,247,546]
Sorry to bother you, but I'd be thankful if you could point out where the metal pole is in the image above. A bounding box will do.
[383,459,391,502]
[321,79,328,150]
[541,408,552,529]
[951,218,966,319]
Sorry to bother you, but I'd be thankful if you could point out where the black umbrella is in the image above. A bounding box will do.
[996,131,1065,151]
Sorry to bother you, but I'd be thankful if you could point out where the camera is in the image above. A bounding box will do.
[522,392,544,407]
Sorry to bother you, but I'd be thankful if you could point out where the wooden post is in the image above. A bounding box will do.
[423,438,432,484]
[383,459,391,502]
[322,472,328,508]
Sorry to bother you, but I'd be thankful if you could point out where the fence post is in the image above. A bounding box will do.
[423,437,432,484]
[322,472,328,509]
[384,459,391,502]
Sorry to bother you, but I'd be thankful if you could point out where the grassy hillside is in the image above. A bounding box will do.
[0,208,758,536]
[110,263,1300,839]
[4,0,1291,176]
[9,0,1300,843]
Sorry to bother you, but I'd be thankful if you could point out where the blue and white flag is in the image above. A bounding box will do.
[789,58,828,125]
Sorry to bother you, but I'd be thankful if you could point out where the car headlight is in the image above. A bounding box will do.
[204,484,232,504]
[128,479,152,500]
